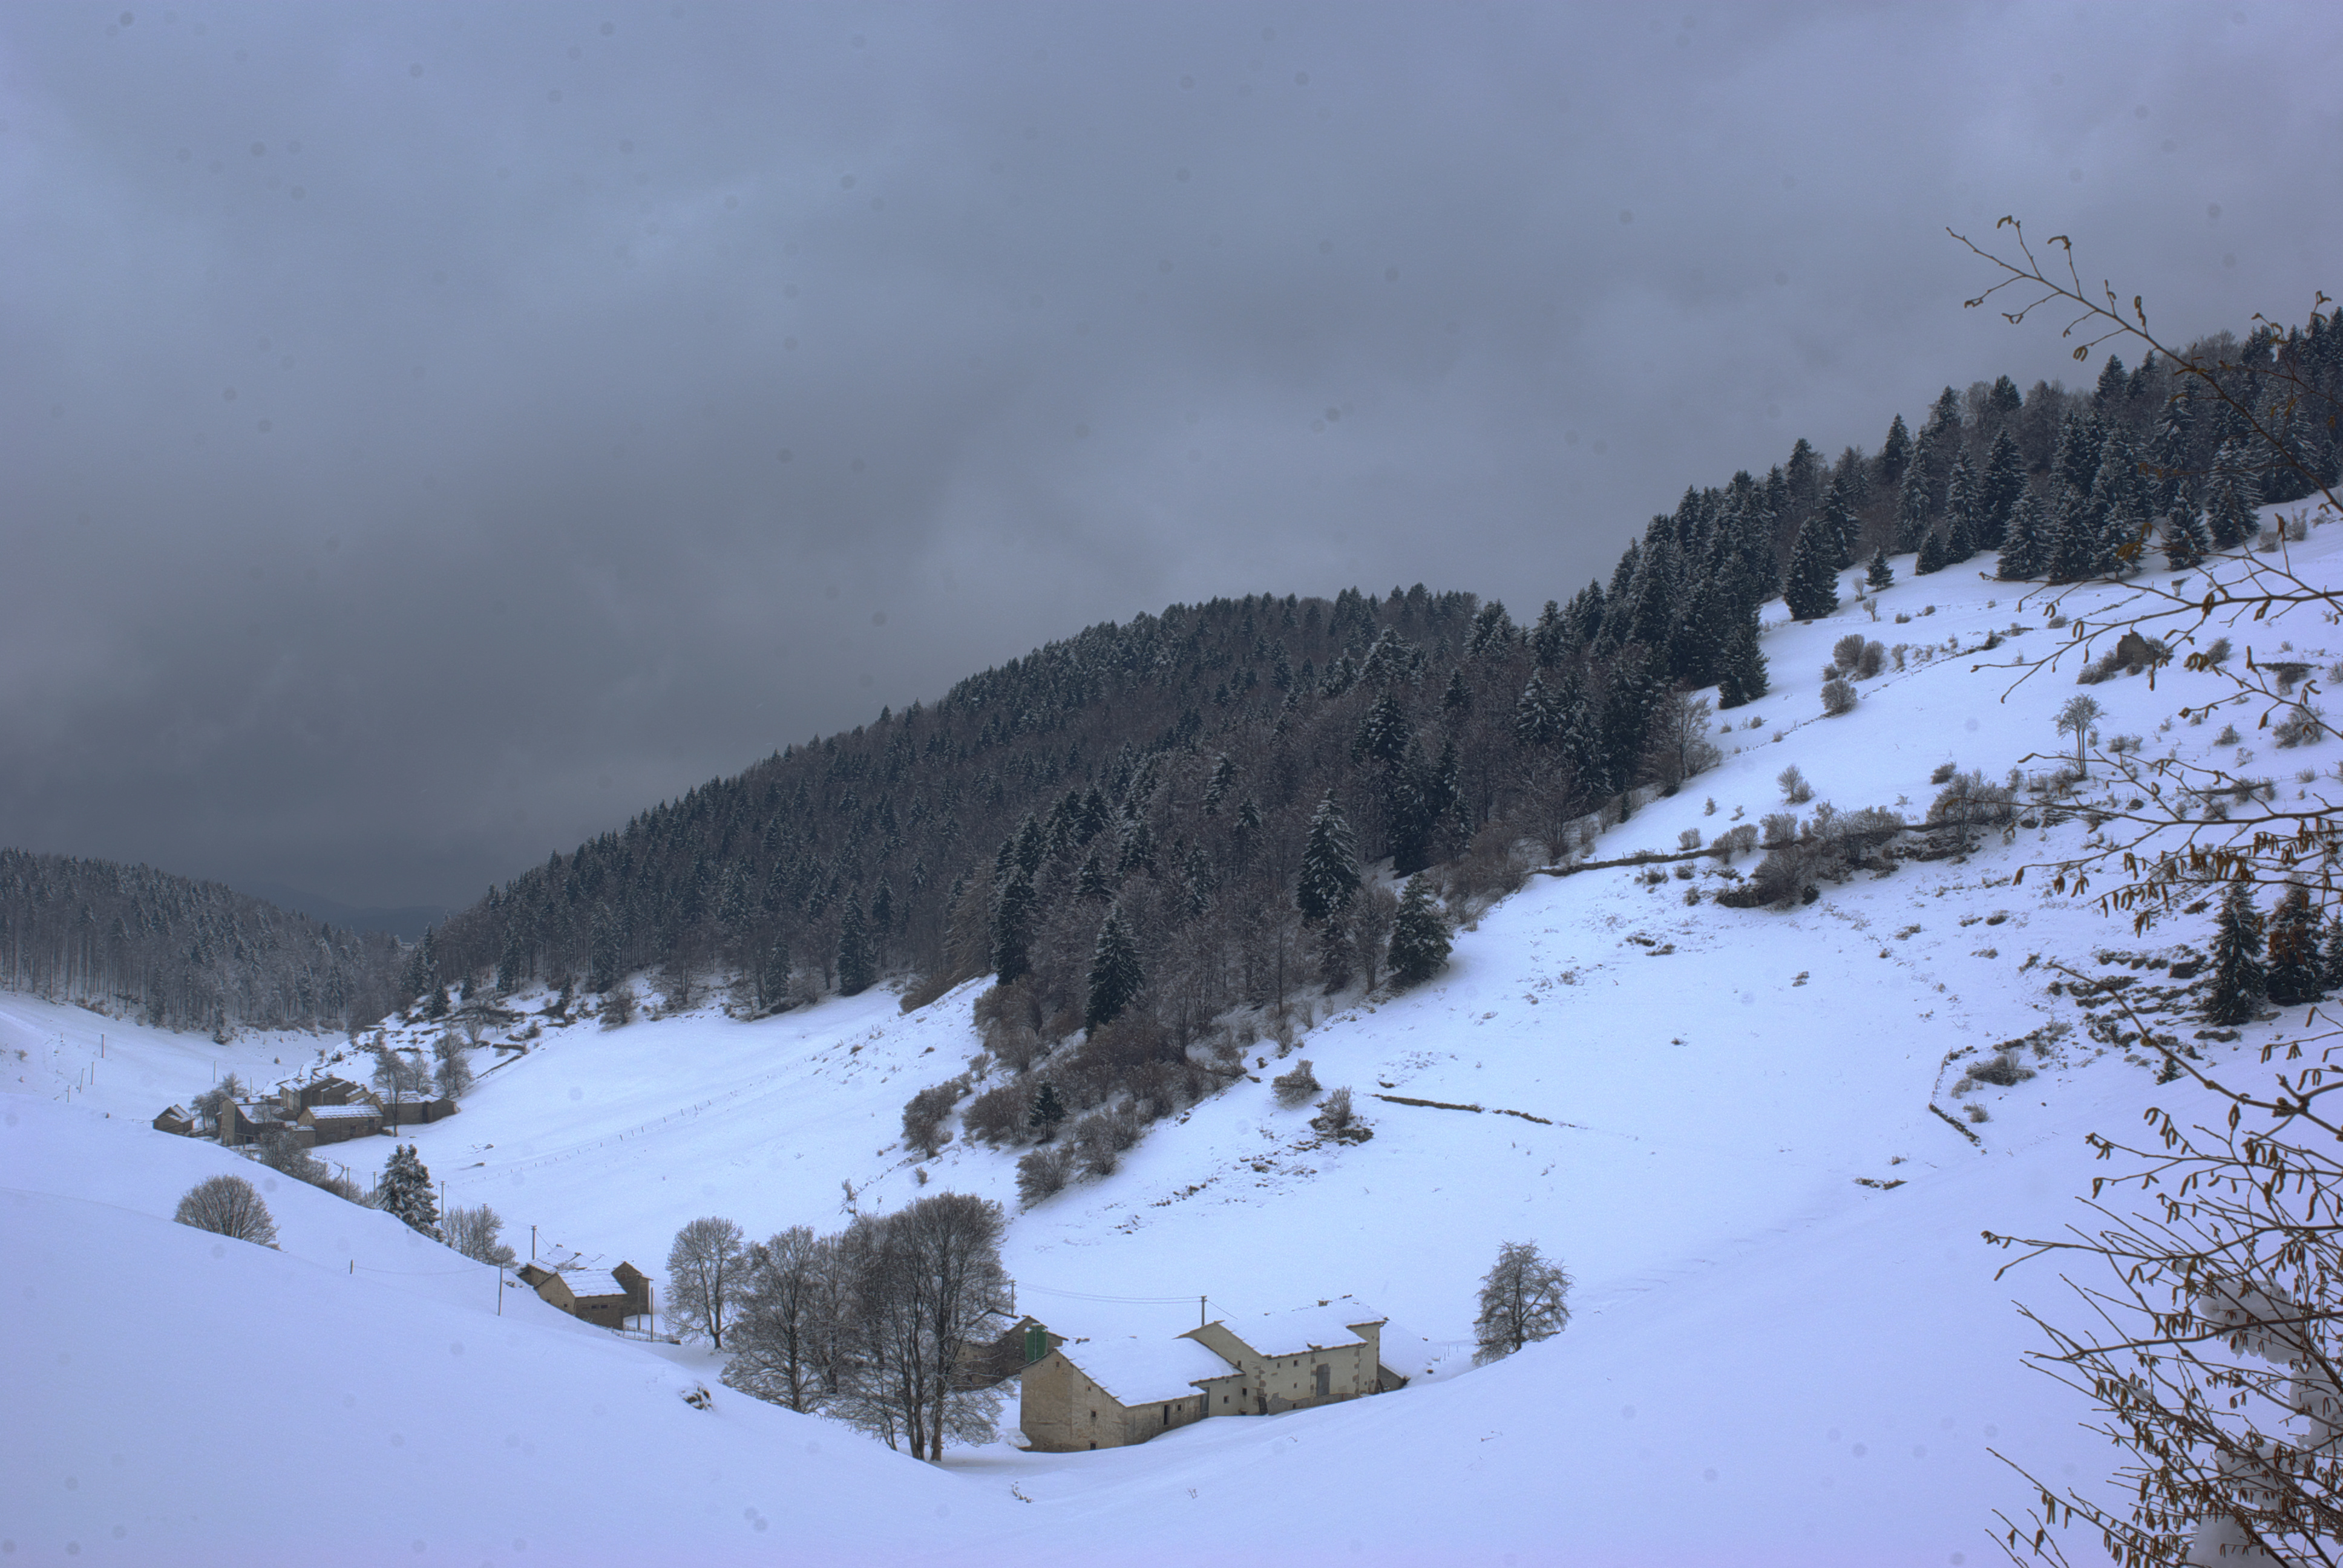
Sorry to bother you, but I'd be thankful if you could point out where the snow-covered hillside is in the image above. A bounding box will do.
[7,500,2339,1566]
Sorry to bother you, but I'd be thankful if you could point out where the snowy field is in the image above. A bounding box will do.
[6,501,2339,1566]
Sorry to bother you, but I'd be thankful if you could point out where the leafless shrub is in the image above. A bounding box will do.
[1778,765,1814,805]
[900,1077,969,1158]
[1832,633,1869,671]
[1014,1146,1071,1206]
[1820,677,1858,716]
[174,1174,279,1247]
[2273,703,2325,748]
[1272,1057,1322,1107]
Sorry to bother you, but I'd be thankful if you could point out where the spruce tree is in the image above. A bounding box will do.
[2045,489,2102,584]
[1296,792,1361,922]
[1915,528,1948,576]
[1819,494,1858,570]
[1893,462,1933,554]
[1980,428,2025,546]
[2321,917,2343,995]
[2205,446,2258,549]
[1715,610,1769,710]
[1782,515,1839,621]
[1878,413,1912,491]
[375,1144,440,1238]
[1513,670,1562,747]
[2204,881,2267,1025]
[835,899,874,996]
[2265,886,2324,1008]
[2161,507,2212,572]
[1943,449,1981,562]
[1027,1082,1066,1141]
[1387,875,1452,986]
[1997,488,2048,581]
[758,933,793,1013]
[991,871,1035,985]
[1084,907,1144,1030]
[1866,547,1895,592]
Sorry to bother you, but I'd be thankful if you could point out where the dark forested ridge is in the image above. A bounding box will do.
[11,311,2334,1062]
[410,310,2343,1063]
[0,849,405,1037]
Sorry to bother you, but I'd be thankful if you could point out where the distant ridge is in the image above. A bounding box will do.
[234,880,448,942]
[0,848,406,1036]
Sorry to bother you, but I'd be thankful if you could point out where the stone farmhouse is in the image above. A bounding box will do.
[1017,1297,1407,1453]
[516,1261,654,1330]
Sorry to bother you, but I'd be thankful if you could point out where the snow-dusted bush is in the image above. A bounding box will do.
[1777,765,1814,804]
[1015,1145,1071,1206]
[1271,1058,1322,1108]
[1821,677,1858,716]
[900,1077,969,1158]
[175,1174,278,1247]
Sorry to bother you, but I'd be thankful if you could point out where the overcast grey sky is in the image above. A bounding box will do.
[4,1,2339,912]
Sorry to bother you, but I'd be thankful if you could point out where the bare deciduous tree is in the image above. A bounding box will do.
[666,1215,747,1350]
[443,1204,517,1267]
[1472,1240,1571,1365]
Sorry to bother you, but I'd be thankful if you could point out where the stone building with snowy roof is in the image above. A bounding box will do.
[298,1100,384,1145]
[1017,1296,1406,1452]
[516,1261,652,1330]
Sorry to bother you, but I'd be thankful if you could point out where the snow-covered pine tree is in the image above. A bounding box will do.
[1782,514,1840,621]
[1915,528,1948,576]
[1084,906,1144,1029]
[1296,791,1361,922]
[375,1143,439,1238]
[2264,885,2324,1008]
[2044,488,2102,584]
[1867,547,1895,591]
[1980,426,2026,546]
[2161,506,2212,572]
[834,898,874,996]
[2322,917,2343,995]
[1386,875,1452,986]
[1944,448,1981,561]
[757,933,792,1011]
[2204,881,2268,1025]
[1715,608,1769,710]
[1997,486,2048,580]
[1877,413,1913,491]
[1820,494,1858,570]
[1512,670,1562,747]
[1893,462,1933,554]
[2205,443,2259,549]
[989,871,1035,985]
[2089,424,2152,571]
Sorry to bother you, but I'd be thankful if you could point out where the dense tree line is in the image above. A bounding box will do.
[0,849,405,1036]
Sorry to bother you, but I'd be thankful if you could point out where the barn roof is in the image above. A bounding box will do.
[1060,1335,1234,1405]
[1212,1297,1386,1357]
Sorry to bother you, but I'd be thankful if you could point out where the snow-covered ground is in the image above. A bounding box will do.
[6,501,2338,1566]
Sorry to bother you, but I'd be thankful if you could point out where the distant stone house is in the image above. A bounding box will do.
[516,1261,653,1330]
[1017,1296,1406,1453]
[299,1101,384,1145]
[216,1099,283,1148]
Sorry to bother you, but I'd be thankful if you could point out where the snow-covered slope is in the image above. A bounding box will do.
[7,500,2338,1566]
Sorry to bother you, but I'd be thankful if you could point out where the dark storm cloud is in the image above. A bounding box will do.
[3,2,2339,908]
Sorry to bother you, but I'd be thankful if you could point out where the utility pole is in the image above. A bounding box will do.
[1201,1296,1208,1328]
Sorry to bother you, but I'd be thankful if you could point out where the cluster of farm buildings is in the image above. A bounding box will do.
[151,1073,457,1147]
